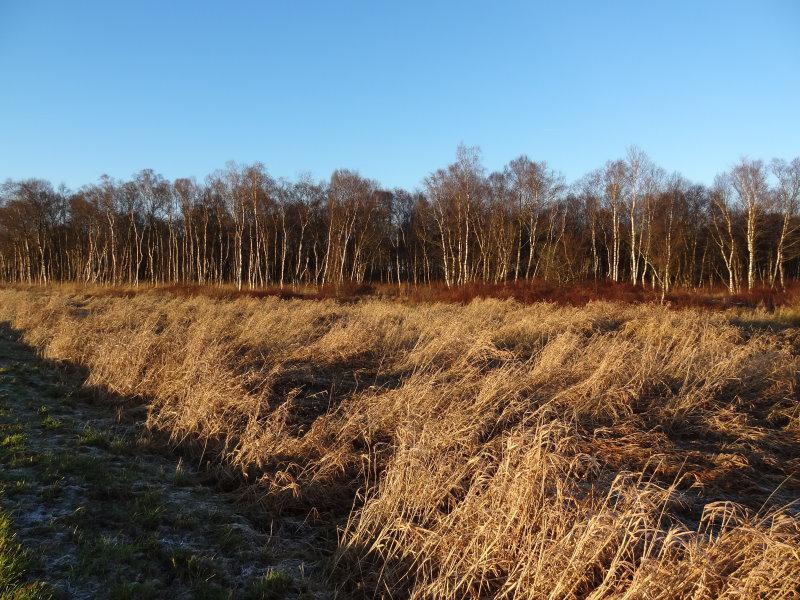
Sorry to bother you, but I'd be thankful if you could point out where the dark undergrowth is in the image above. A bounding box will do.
[3,280,799,311]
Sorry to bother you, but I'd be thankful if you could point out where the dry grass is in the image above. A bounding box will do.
[1,285,799,598]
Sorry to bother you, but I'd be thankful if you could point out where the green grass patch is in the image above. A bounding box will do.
[131,488,166,529]
[40,451,107,485]
[1,434,25,450]
[171,461,194,487]
[208,523,248,554]
[161,547,227,589]
[73,534,141,579]
[0,433,27,467]
[0,479,30,498]
[243,569,294,600]
[77,427,130,455]
[36,406,65,431]
[0,511,51,599]
[76,427,107,448]
[40,416,61,431]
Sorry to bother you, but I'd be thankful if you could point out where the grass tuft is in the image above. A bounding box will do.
[243,569,294,600]
[0,512,51,599]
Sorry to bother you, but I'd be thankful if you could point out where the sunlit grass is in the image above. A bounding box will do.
[1,287,798,598]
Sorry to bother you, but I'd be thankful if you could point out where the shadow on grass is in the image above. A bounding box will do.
[0,320,410,597]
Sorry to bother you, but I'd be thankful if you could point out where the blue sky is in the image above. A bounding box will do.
[1,0,798,190]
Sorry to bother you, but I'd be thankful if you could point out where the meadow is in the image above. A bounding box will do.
[0,284,798,598]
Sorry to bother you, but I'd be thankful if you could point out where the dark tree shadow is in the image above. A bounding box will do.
[0,320,419,598]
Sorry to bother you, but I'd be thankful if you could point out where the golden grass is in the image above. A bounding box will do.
[1,286,799,598]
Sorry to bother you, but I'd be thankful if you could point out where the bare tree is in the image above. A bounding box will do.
[728,159,768,290]
[770,158,800,288]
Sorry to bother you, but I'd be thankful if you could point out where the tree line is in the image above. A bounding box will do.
[2,146,799,293]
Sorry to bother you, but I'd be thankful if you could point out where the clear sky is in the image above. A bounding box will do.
[1,0,798,191]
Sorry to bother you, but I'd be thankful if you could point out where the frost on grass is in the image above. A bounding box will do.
[0,322,325,599]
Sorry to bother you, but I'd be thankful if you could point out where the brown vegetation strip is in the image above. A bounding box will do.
[1,287,799,598]
[6,280,800,311]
